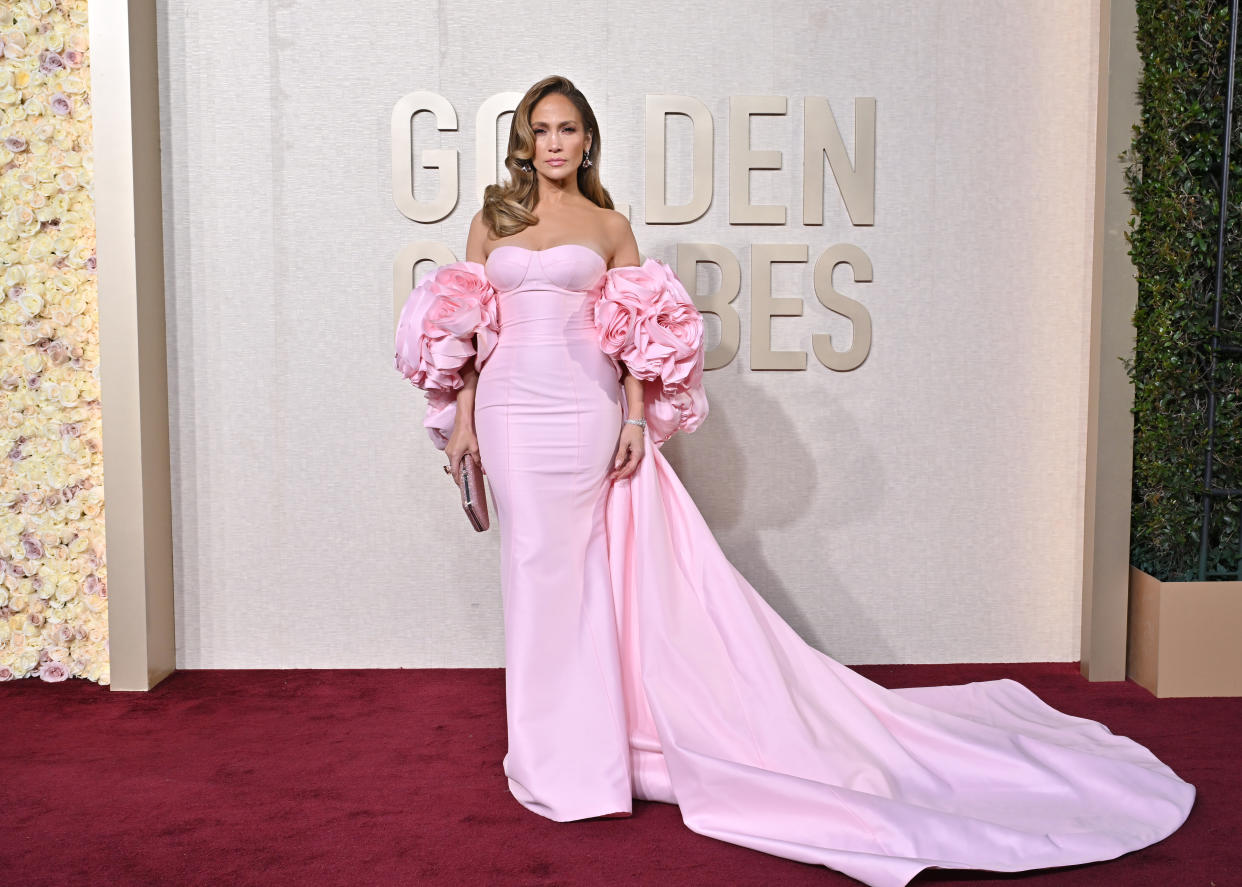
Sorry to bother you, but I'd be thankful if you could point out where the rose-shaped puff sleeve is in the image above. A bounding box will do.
[593,257,708,446]
[394,261,499,450]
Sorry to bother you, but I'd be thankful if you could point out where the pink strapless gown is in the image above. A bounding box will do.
[471,244,1193,887]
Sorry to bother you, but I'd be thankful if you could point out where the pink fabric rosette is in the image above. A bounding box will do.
[394,261,499,449]
[593,258,708,446]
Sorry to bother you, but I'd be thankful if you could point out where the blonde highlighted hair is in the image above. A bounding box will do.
[482,75,614,237]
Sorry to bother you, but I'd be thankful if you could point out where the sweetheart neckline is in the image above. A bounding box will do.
[486,242,608,268]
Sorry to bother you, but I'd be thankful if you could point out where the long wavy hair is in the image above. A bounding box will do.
[482,75,614,238]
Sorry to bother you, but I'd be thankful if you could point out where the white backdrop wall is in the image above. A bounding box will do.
[157,0,1101,667]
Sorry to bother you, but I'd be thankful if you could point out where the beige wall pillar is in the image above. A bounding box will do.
[1081,0,1143,681]
[89,0,176,690]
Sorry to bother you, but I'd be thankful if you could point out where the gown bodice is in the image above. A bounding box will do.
[484,244,608,342]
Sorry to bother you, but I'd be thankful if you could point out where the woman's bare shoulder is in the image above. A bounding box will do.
[465,209,490,264]
[599,208,639,268]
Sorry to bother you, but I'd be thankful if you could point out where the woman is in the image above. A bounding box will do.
[396,75,1194,887]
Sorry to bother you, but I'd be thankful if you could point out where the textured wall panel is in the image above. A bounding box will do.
[157,0,1100,667]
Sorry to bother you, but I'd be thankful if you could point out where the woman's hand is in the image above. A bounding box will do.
[445,421,481,484]
[610,422,645,481]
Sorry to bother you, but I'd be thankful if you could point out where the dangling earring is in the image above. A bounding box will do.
[581,151,592,169]
[518,159,532,172]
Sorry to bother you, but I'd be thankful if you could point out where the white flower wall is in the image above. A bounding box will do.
[0,0,107,684]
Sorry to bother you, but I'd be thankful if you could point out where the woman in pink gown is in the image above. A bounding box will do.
[395,76,1194,887]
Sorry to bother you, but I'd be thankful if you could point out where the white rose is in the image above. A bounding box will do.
[17,291,42,315]
[13,648,38,674]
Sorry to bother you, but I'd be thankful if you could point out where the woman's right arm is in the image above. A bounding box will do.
[444,212,490,478]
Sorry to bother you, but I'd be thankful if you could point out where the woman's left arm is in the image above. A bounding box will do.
[607,211,647,481]
[611,365,646,480]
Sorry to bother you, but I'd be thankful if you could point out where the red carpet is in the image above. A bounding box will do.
[0,663,1235,886]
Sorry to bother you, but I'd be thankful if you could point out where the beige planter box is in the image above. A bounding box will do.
[1127,566,1242,697]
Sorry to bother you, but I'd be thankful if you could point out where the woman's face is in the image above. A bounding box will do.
[529,93,590,182]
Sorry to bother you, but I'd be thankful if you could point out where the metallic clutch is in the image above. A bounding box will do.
[456,452,490,531]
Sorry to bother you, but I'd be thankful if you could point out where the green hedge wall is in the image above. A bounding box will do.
[1126,0,1242,581]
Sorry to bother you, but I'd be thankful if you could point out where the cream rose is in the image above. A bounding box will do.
[57,380,78,407]
[16,290,42,318]
[53,577,75,602]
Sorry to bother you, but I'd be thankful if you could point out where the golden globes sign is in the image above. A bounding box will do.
[393,92,875,372]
